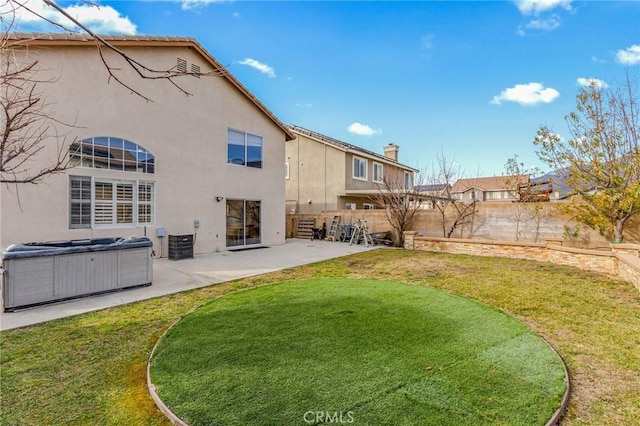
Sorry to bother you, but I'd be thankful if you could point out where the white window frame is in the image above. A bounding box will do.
[372,162,383,183]
[69,176,91,229]
[69,137,155,174]
[363,203,375,210]
[285,162,290,180]
[227,128,263,169]
[69,176,155,229]
[404,171,413,190]
[353,157,368,181]
[137,181,155,225]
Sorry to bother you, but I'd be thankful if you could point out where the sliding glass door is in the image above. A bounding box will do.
[226,199,261,247]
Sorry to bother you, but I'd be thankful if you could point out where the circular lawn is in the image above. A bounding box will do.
[149,278,567,425]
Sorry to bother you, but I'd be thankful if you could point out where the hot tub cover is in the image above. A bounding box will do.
[2,237,153,260]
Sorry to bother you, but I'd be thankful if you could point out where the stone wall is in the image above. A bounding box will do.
[618,256,640,290]
[404,232,640,292]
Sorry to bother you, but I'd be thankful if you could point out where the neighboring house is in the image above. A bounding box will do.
[285,125,418,213]
[451,175,529,202]
[415,184,450,209]
[1,33,295,255]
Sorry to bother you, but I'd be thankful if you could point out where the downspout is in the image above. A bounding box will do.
[324,143,327,211]
[297,136,300,213]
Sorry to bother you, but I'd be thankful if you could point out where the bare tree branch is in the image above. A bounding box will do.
[1,40,76,185]
[368,168,424,247]
[425,149,478,238]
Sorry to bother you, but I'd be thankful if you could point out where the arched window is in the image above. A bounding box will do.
[69,137,155,173]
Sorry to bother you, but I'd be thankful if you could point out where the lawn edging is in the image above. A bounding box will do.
[543,338,571,426]
[147,317,188,426]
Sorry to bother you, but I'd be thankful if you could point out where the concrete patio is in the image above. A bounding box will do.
[0,239,377,331]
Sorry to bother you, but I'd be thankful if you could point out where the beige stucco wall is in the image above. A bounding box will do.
[1,44,287,255]
[285,134,346,214]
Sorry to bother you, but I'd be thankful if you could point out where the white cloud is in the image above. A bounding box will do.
[2,0,136,34]
[181,0,229,11]
[347,122,381,136]
[295,103,312,108]
[64,4,136,34]
[491,82,560,106]
[526,15,561,31]
[616,45,640,65]
[576,77,609,89]
[591,56,606,64]
[236,58,276,78]
[421,34,435,49]
[515,0,573,15]
[518,15,561,35]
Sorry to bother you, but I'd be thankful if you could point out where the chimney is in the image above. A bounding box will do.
[384,143,399,161]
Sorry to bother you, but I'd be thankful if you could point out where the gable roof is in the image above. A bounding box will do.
[452,175,529,193]
[8,32,295,141]
[288,125,418,172]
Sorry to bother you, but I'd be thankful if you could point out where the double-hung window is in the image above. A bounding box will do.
[353,157,367,180]
[69,176,155,228]
[373,163,383,183]
[228,129,263,168]
[404,171,413,190]
[69,176,91,228]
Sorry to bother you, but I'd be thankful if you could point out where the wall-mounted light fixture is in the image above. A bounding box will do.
[216,196,224,202]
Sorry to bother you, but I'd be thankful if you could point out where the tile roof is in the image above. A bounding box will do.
[288,125,418,172]
[8,32,197,43]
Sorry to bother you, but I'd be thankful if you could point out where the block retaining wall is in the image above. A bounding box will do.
[404,232,640,292]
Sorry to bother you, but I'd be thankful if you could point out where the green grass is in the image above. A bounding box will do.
[150,278,566,425]
[1,249,639,425]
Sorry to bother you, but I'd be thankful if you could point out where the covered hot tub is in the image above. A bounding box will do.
[1,237,153,312]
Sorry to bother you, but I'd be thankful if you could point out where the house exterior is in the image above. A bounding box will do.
[415,183,450,209]
[1,33,294,256]
[451,175,529,202]
[285,125,418,214]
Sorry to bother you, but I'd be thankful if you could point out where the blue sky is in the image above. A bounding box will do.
[7,0,640,177]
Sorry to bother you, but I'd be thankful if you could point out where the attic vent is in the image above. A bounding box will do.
[191,63,201,78]
[176,57,187,73]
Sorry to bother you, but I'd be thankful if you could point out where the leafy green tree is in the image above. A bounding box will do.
[533,76,640,243]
